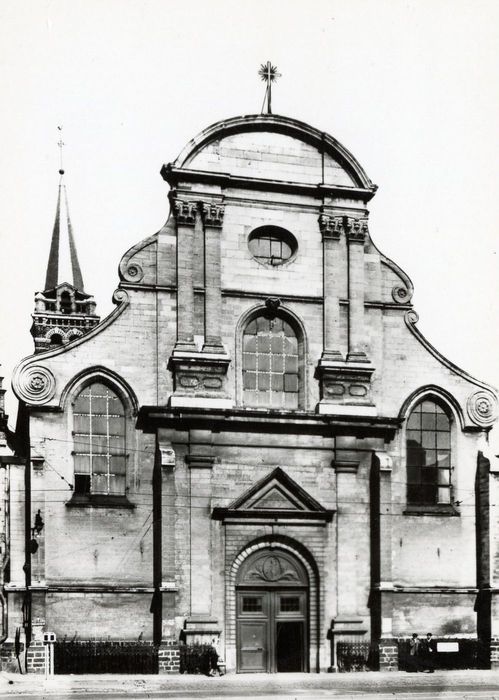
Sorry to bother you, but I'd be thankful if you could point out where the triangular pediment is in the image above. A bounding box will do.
[212,467,334,523]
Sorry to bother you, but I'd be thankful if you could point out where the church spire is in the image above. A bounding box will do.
[44,138,84,292]
[30,132,99,354]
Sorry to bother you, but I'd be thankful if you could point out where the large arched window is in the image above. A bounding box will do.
[73,382,126,497]
[242,315,300,409]
[406,399,452,505]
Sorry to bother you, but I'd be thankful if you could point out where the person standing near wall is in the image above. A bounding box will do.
[407,633,421,672]
[420,633,436,673]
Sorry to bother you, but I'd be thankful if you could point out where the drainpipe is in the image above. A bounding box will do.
[24,406,31,664]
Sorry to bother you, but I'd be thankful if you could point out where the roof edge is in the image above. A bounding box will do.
[171,114,375,190]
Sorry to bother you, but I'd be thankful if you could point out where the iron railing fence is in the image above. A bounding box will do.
[179,644,217,674]
[54,640,158,674]
[337,642,378,672]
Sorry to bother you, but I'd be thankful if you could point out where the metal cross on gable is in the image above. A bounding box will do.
[259,62,281,114]
[57,125,65,175]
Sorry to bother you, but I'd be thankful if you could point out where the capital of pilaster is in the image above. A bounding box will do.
[201,202,225,228]
[345,217,369,244]
[318,214,343,240]
[172,199,198,226]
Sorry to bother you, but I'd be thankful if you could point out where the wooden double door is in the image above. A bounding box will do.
[237,589,308,673]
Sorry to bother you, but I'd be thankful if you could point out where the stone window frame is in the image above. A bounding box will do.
[72,382,127,498]
[401,389,461,516]
[62,368,138,509]
[247,225,298,268]
[236,305,308,411]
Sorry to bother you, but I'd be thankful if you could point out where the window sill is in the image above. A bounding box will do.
[66,494,135,509]
[403,504,459,517]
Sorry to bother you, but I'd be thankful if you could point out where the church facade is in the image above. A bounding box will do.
[9,114,499,673]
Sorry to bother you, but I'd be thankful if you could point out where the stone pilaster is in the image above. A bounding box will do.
[319,213,343,362]
[345,217,369,362]
[370,451,396,669]
[183,430,220,646]
[171,198,198,352]
[315,215,374,415]
[156,430,177,641]
[334,447,361,618]
[201,201,225,353]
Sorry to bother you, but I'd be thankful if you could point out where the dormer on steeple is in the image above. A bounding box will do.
[31,166,99,353]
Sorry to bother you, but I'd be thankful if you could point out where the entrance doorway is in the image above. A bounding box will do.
[236,550,308,673]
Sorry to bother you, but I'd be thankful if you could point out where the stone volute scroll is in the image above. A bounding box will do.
[13,364,56,405]
[467,390,499,428]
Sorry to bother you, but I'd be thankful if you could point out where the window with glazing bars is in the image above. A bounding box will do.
[248,232,293,265]
[73,383,126,495]
[406,400,451,505]
[242,316,299,409]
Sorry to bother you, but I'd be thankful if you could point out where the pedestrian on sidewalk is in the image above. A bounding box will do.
[420,632,436,673]
[207,637,220,676]
[407,632,421,672]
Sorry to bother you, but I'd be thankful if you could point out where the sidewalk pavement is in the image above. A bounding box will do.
[1,669,499,696]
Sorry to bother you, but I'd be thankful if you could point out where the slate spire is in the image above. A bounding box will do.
[44,170,84,292]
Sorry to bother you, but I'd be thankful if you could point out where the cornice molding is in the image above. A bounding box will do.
[162,165,376,202]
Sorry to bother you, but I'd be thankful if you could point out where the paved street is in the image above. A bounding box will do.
[1,671,499,700]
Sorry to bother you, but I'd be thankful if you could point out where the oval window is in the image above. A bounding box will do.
[248,226,297,266]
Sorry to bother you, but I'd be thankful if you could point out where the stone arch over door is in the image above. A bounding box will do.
[226,538,320,673]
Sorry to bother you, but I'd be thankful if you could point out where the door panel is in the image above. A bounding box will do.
[237,589,307,673]
[239,620,267,672]
[275,621,304,672]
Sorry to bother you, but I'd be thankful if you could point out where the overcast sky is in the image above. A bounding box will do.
[0,0,497,442]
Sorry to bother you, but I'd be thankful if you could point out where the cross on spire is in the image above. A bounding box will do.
[57,125,65,174]
[259,62,281,115]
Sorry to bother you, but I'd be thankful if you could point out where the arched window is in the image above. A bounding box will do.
[242,315,300,409]
[406,399,452,505]
[50,334,63,346]
[73,382,126,497]
[60,291,72,314]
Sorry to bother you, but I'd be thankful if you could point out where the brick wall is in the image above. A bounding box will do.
[158,640,180,674]
[26,640,45,674]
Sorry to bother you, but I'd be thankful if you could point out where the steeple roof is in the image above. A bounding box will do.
[44,170,84,292]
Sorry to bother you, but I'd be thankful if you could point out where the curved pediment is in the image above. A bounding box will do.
[169,114,375,191]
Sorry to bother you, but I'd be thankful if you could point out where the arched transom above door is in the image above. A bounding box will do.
[237,550,308,587]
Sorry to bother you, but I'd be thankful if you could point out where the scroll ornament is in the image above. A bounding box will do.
[467,390,499,427]
[392,284,413,304]
[15,365,56,405]
[112,288,129,306]
[122,263,144,283]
